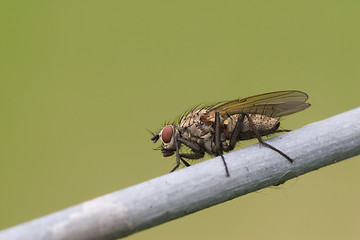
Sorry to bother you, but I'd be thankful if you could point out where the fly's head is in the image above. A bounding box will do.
[151,125,178,157]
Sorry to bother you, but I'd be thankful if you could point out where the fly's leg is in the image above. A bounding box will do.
[275,129,291,133]
[228,113,246,150]
[170,137,182,172]
[170,138,205,172]
[215,112,230,177]
[244,113,294,163]
[177,138,205,167]
[180,158,191,167]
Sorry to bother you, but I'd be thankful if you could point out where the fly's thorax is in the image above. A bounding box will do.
[178,109,216,153]
[223,114,280,139]
[178,109,214,139]
[179,109,208,129]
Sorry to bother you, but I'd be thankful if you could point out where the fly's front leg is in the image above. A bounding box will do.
[244,113,294,163]
[177,138,204,159]
[170,137,204,172]
[215,112,230,177]
[170,137,182,173]
[177,138,205,167]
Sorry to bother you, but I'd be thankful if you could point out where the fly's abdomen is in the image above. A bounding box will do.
[223,114,280,140]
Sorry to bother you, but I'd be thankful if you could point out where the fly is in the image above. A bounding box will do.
[151,90,310,177]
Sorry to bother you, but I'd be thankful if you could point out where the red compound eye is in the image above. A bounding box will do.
[161,125,173,143]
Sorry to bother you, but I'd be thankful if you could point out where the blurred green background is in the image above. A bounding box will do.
[1,1,359,239]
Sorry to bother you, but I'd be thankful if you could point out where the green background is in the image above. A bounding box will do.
[1,1,359,239]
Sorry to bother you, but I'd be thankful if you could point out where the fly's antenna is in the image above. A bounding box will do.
[147,129,160,143]
[151,134,160,143]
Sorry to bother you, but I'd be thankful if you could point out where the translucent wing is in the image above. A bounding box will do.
[202,90,310,122]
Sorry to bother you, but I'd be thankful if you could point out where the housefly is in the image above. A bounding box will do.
[151,90,310,177]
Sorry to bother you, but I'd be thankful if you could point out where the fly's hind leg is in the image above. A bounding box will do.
[215,112,230,177]
[243,113,294,163]
[275,129,291,133]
